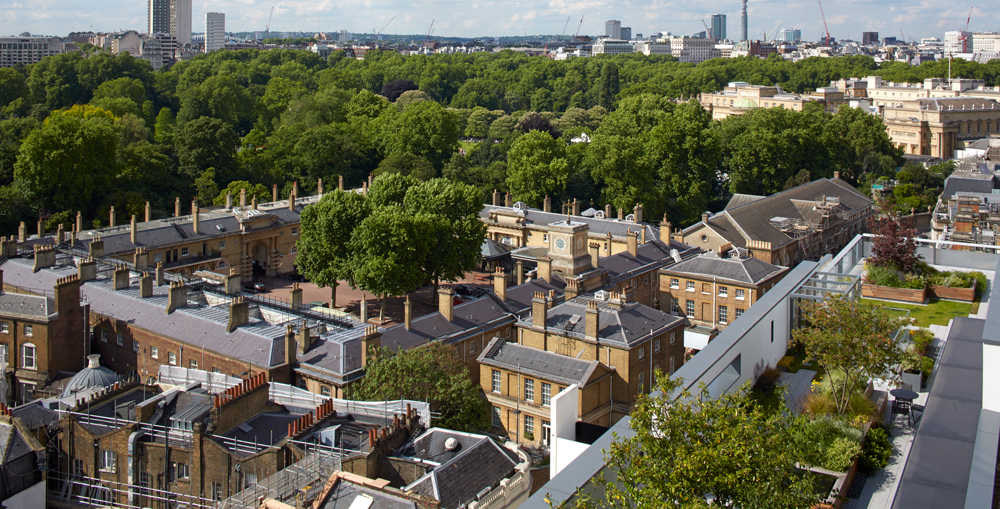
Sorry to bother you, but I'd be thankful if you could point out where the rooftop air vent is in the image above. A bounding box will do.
[445,437,460,451]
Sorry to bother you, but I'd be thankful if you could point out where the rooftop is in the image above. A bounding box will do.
[662,252,789,284]
[521,296,685,347]
[478,338,603,386]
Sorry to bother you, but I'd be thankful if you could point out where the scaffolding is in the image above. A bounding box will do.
[218,442,347,508]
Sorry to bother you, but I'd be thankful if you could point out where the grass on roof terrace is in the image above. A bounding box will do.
[860,297,978,327]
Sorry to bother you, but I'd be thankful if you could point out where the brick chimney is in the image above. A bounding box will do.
[292,181,299,198]
[361,325,382,367]
[660,215,672,243]
[166,281,187,314]
[284,324,296,365]
[252,196,258,210]
[55,274,81,316]
[834,171,840,179]
[225,192,233,209]
[37,219,44,239]
[531,291,547,328]
[32,245,55,273]
[439,287,455,322]
[289,190,296,211]
[626,229,637,257]
[192,200,199,234]
[296,323,311,354]
[134,247,148,270]
[492,189,502,206]
[56,224,65,244]
[633,203,643,224]
[585,300,600,341]
[589,242,600,269]
[0,238,15,258]
[572,198,580,216]
[240,188,247,208]
[404,295,413,330]
[604,204,612,219]
[516,260,524,285]
[701,211,709,224]
[272,184,278,202]
[493,267,507,301]
[543,195,551,212]
[227,296,249,333]
[317,178,324,195]
[76,211,83,233]
[108,207,116,228]
[368,174,373,189]
[640,227,646,245]
[174,197,181,217]
[145,201,151,222]
[505,192,512,207]
[17,222,25,243]
[113,264,130,290]
[618,208,624,220]
[89,236,104,258]
[225,268,240,295]
[155,262,164,286]
[78,257,97,281]
[565,279,580,300]
[339,175,344,191]
[290,282,302,309]
[536,256,551,283]
[139,272,153,298]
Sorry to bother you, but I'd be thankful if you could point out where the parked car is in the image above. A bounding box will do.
[254,282,266,292]
[454,284,476,296]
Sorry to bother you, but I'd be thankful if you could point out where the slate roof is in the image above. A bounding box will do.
[523,296,685,347]
[478,338,602,386]
[0,421,32,464]
[481,238,512,260]
[724,194,766,210]
[317,479,417,509]
[697,178,873,249]
[481,204,661,240]
[503,277,566,313]
[296,324,371,380]
[0,293,56,320]
[0,257,288,368]
[403,428,519,509]
[379,294,517,352]
[10,402,59,430]
[662,253,789,284]
[598,239,697,283]
[942,172,1000,199]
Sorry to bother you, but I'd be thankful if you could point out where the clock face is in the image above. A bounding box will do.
[555,238,566,251]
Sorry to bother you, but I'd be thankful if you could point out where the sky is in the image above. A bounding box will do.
[0,0,996,43]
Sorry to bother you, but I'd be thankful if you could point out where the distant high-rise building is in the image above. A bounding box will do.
[740,0,748,41]
[711,14,726,42]
[973,32,1000,53]
[944,30,971,54]
[862,32,878,45]
[205,12,225,53]
[779,28,801,42]
[339,29,350,43]
[605,20,621,40]
[148,0,191,46]
[620,27,632,40]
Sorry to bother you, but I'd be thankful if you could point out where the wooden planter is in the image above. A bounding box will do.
[860,284,927,304]
[928,280,977,302]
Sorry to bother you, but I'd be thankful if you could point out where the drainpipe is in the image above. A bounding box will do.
[712,277,717,329]
[128,429,146,506]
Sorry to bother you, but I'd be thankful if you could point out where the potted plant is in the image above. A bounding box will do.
[523,431,535,442]
[900,350,922,390]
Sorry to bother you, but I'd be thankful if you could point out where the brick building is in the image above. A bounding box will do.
[659,249,789,350]
[675,178,874,266]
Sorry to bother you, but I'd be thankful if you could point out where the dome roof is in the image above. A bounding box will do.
[61,355,119,397]
[733,97,759,109]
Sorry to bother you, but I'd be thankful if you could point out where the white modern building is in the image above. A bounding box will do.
[779,28,801,42]
[205,12,225,53]
[592,38,633,55]
[973,32,1000,53]
[0,36,72,67]
[149,0,191,46]
[634,40,671,56]
[605,20,621,40]
[663,36,719,63]
[945,30,971,54]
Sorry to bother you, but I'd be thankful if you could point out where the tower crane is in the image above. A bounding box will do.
[574,15,584,41]
[767,20,782,42]
[701,20,712,40]
[425,19,434,43]
[959,6,973,51]
[818,1,831,46]
[374,16,395,40]
[265,6,274,39]
[561,16,571,41]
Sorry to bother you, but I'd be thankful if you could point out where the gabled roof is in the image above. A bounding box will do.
[662,253,789,285]
[478,338,603,386]
[724,193,766,210]
[480,204,660,240]
[942,171,999,199]
[379,294,516,352]
[598,239,697,283]
[522,296,685,347]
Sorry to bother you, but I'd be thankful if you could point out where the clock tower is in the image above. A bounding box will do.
[547,218,593,276]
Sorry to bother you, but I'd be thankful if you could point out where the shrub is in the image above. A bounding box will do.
[865,264,903,287]
[753,365,782,395]
[824,437,863,472]
[847,392,877,422]
[911,329,934,354]
[902,273,926,289]
[859,424,893,474]
[971,271,988,293]
[921,356,935,381]
[804,392,836,417]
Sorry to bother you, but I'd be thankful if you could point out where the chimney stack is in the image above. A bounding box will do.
[292,181,299,198]
[174,197,181,217]
[317,178,324,195]
[361,325,382,367]
[296,323,311,354]
[130,215,138,244]
[145,201,151,222]
[493,267,507,301]
[640,227,646,245]
[438,287,455,322]
[660,215,672,244]
[192,200,199,234]
[585,300,600,341]
[289,190,296,211]
[89,236,104,258]
[626,229,637,257]
[17,222,25,243]
[516,260,524,285]
[492,189,502,206]
[284,324,296,365]
[225,267,240,295]
[113,264,130,290]
[134,247,148,270]
[155,262,164,286]
[272,184,279,202]
[404,295,413,330]
[701,212,709,224]
[139,272,153,298]
[505,192,512,207]
[543,195,551,212]
[240,188,247,208]
[589,242,601,269]
[618,208,624,221]
[339,175,344,191]
[76,211,83,233]
[252,196,258,210]
[227,296,250,333]
[290,282,302,309]
[572,199,580,216]
[37,219,44,239]
[166,281,187,314]
[56,224,65,244]
[536,256,552,283]
[109,207,116,228]
[531,292,547,328]
[633,204,643,224]
[78,257,97,281]
[32,245,56,273]
[368,174,373,189]
[834,171,840,179]
[226,192,233,209]
[604,204,612,220]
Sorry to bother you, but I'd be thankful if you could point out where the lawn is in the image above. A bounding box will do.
[860,297,976,327]
[458,141,477,153]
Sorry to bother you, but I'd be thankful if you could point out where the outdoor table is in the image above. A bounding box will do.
[890,388,919,425]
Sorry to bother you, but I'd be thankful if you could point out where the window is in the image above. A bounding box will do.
[638,372,645,392]
[290,245,298,254]
[524,378,534,402]
[117,333,124,346]
[181,247,189,257]
[470,340,478,353]
[0,321,7,333]
[492,369,501,393]
[718,286,728,297]
[151,346,159,359]
[735,308,744,319]
[686,300,695,317]
[524,415,534,437]
[719,305,728,324]
[543,234,548,243]
[292,227,298,235]
[670,278,679,289]
[21,343,36,369]
[217,260,228,269]
[0,344,6,365]
[638,347,644,360]
[100,450,116,473]
[172,462,189,480]
[320,385,331,396]
[670,355,676,374]
[212,367,221,373]
[168,352,177,366]
[133,340,140,352]
[189,359,198,369]
[19,324,31,337]
[243,472,256,488]
[542,382,552,406]
[219,241,226,249]
[670,331,677,345]
[492,405,502,427]
[101,329,107,342]
[735,288,745,300]
[212,482,224,501]
[686,281,695,292]
[154,252,162,262]
[670,298,680,314]
[654,338,661,352]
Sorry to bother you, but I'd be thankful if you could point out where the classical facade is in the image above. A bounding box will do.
[700,82,844,120]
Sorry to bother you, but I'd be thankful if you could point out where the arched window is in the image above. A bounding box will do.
[289,246,298,254]
[21,343,36,369]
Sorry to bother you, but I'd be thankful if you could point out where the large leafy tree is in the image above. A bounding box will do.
[375,99,460,170]
[175,116,239,181]
[584,376,820,509]
[297,189,372,306]
[506,130,571,207]
[352,342,488,432]
[792,294,903,414]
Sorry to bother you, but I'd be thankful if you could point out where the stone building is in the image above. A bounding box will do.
[675,177,874,266]
[699,82,844,120]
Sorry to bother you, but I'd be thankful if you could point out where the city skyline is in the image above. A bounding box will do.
[1,0,997,43]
